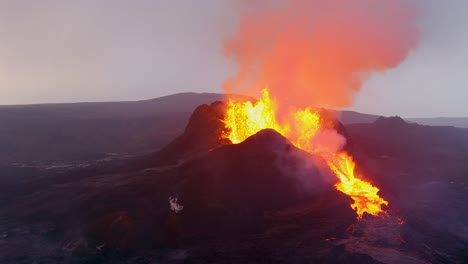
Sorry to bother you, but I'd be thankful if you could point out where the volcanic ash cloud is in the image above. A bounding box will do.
[224,0,419,110]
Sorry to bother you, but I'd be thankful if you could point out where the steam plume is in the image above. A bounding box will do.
[169,196,184,213]
[224,0,419,109]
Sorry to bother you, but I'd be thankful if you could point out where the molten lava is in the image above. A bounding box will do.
[327,152,388,218]
[222,89,388,219]
[223,89,287,144]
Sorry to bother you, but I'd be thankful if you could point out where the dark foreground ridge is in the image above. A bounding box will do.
[0,125,361,263]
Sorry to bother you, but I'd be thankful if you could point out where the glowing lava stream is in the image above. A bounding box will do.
[222,89,388,219]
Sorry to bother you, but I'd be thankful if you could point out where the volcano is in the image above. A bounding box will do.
[150,99,353,167]
[0,104,359,263]
[97,114,385,263]
[1,101,467,264]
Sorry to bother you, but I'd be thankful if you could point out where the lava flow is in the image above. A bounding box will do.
[221,89,388,219]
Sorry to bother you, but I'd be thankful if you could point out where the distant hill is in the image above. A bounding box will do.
[337,110,381,124]
[406,117,468,128]
[339,112,468,129]
[0,93,226,163]
[0,92,226,119]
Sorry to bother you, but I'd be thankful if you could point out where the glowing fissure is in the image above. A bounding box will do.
[222,89,388,219]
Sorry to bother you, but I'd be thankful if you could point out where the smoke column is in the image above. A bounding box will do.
[223,0,419,109]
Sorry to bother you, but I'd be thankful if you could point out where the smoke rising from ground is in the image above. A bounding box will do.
[224,0,419,110]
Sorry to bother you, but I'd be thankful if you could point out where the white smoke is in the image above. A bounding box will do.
[169,196,184,213]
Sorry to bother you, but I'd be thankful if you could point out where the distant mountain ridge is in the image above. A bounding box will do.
[0,92,466,164]
[406,117,468,128]
[2,92,466,126]
[0,93,227,119]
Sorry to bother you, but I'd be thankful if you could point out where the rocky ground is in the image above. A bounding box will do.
[0,104,467,263]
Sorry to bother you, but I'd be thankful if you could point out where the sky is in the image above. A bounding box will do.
[0,0,466,117]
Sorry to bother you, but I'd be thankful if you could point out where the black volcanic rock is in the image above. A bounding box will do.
[2,101,468,263]
[0,102,367,263]
[148,101,230,166]
[170,129,352,243]
[81,129,357,260]
[177,128,338,206]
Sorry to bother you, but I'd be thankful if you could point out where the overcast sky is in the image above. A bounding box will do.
[0,0,467,117]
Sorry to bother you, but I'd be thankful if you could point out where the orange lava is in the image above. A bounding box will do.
[223,89,287,144]
[327,152,388,218]
[222,89,388,219]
